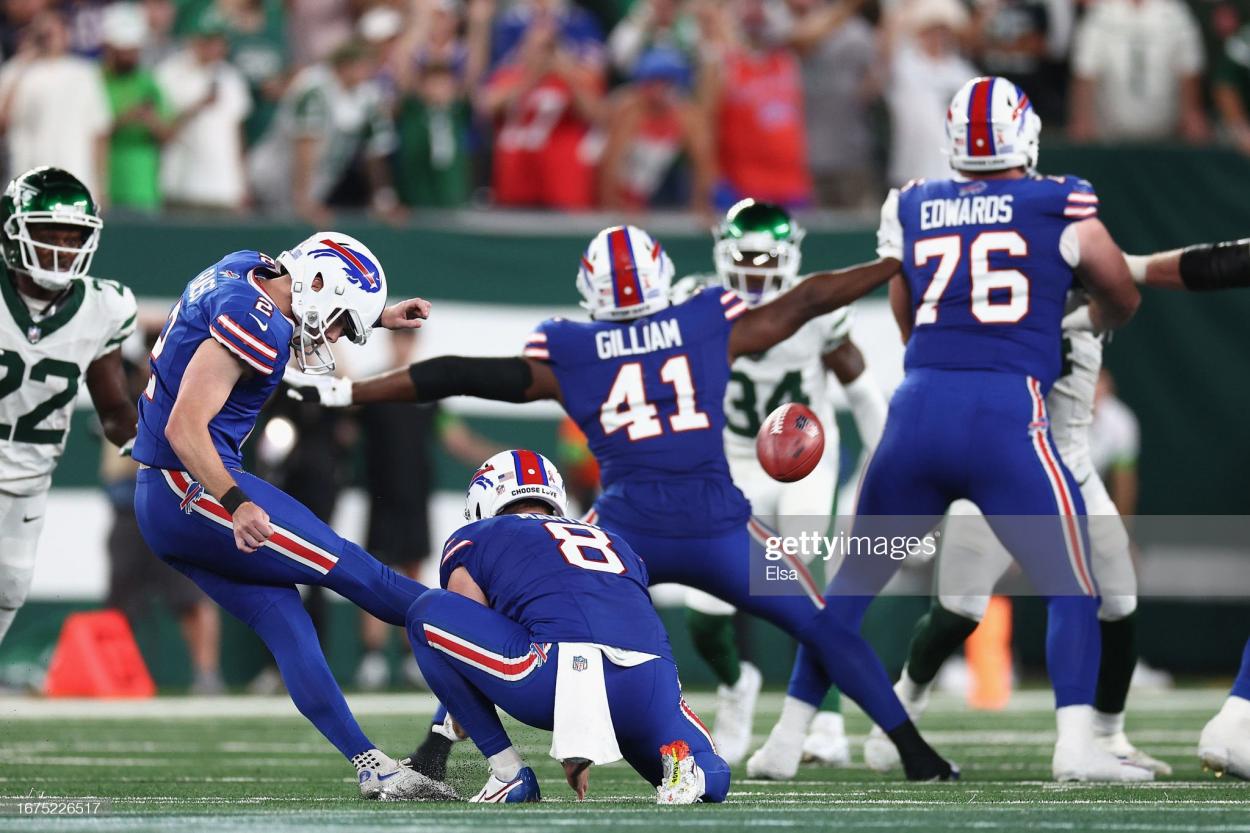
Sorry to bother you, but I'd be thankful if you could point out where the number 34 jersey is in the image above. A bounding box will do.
[440,512,672,659]
[523,286,752,533]
[0,268,136,496]
[878,174,1097,390]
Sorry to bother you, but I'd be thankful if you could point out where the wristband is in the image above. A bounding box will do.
[221,485,251,514]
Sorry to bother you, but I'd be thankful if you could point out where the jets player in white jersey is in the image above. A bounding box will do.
[0,167,138,648]
[672,199,889,769]
[858,236,1250,778]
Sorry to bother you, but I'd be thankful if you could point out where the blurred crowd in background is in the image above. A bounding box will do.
[0,0,1244,224]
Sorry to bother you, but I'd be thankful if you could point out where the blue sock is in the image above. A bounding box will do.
[785,644,832,708]
[252,592,373,759]
[1045,595,1100,708]
[797,600,908,731]
[1231,637,1250,701]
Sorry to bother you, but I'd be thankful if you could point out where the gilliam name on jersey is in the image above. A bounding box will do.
[595,319,683,360]
[920,194,1014,230]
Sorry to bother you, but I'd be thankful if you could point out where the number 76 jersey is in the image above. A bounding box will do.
[0,271,137,496]
[878,174,1097,390]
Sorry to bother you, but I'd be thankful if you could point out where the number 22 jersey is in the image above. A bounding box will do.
[523,287,752,535]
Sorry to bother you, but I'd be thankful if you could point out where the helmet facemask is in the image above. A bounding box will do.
[290,275,370,376]
[7,213,102,291]
[714,237,801,308]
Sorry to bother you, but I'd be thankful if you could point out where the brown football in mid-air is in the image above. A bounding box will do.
[756,402,825,483]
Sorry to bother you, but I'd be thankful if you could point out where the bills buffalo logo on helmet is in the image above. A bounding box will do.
[309,238,382,294]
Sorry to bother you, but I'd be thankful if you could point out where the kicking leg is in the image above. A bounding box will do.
[0,492,45,648]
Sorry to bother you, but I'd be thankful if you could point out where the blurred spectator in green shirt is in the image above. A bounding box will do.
[219,0,288,145]
[101,3,173,211]
[395,60,472,207]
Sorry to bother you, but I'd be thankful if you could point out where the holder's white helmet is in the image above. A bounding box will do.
[945,76,1041,173]
[276,232,386,375]
[464,450,567,521]
[577,225,674,321]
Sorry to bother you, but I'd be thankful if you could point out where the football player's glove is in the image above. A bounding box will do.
[285,368,353,407]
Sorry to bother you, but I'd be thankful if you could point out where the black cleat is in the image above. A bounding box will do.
[405,731,454,782]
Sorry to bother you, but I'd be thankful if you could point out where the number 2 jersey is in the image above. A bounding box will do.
[133,251,294,471]
[0,266,136,496]
[523,287,751,535]
[877,174,1098,390]
[439,512,672,659]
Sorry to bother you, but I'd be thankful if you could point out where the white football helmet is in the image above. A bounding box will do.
[276,232,387,375]
[464,450,567,521]
[577,225,674,321]
[945,76,1041,173]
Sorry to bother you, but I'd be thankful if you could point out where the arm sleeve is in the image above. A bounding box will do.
[1061,178,1099,222]
[96,284,139,360]
[820,307,855,353]
[438,535,478,588]
[207,297,285,376]
[876,188,903,260]
[710,285,749,323]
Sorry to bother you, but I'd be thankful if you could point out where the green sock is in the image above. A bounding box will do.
[906,602,981,685]
[1094,612,1137,715]
[686,610,740,687]
[819,686,842,713]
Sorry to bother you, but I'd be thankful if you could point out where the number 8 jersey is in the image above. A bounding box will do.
[0,269,136,496]
[878,174,1097,390]
[523,286,751,534]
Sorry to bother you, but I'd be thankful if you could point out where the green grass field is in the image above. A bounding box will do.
[1,688,1246,832]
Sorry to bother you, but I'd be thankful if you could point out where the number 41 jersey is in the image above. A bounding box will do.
[523,286,751,533]
[0,267,136,496]
[878,174,1097,390]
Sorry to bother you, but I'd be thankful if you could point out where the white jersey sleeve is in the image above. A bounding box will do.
[819,306,854,354]
[92,279,138,360]
[876,188,903,261]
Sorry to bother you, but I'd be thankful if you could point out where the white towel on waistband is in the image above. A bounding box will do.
[549,642,658,765]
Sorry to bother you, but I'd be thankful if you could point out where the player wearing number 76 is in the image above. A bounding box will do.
[287,222,958,780]
[0,167,138,650]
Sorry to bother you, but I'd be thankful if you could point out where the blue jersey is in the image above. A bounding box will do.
[133,251,294,470]
[878,175,1097,389]
[439,513,672,658]
[523,287,751,532]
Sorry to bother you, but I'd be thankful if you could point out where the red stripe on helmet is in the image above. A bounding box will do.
[513,450,548,486]
[966,78,995,157]
[319,238,378,289]
[607,227,643,309]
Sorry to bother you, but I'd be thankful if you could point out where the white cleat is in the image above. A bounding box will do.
[657,741,706,804]
[801,711,851,766]
[711,662,761,766]
[355,749,459,801]
[469,766,541,803]
[1097,731,1173,777]
[863,670,930,773]
[1053,740,1154,782]
[1198,697,1250,780]
[746,723,805,781]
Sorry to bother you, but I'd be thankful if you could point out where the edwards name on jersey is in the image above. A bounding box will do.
[879,174,1098,390]
[134,251,295,472]
[0,265,136,495]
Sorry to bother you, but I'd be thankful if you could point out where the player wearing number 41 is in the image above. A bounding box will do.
[288,223,958,781]
[771,75,1153,783]
[670,200,890,770]
[130,230,457,800]
[0,167,138,650]
[402,449,730,804]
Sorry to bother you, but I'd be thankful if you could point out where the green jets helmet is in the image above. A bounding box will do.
[713,199,805,307]
[0,166,103,290]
